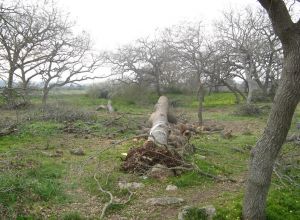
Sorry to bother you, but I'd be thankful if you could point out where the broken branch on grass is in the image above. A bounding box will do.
[0,124,17,137]
[94,173,133,219]
[94,174,113,219]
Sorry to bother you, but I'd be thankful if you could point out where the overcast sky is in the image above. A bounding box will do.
[56,0,260,50]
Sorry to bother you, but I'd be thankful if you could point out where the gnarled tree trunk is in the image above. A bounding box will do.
[243,1,300,219]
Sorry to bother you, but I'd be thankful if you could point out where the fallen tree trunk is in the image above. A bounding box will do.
[0,124,17,137]
[96,100,114,113]
[148,96,169,146]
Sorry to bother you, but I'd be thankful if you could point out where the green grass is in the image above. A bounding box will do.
[266,187,300,220]
[0,91,299,219]
[170,171,212,188]
[0,121,62,153]
[0,162,66,209]
[62,212,84,220]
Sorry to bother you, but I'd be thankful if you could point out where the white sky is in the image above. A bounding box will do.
[56,0,260,51]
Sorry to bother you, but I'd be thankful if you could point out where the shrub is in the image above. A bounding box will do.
[164,86,184,94]
[86,82,113,99]
[234,104,261,116]
[111,83,156,106]
[35,105,97,122]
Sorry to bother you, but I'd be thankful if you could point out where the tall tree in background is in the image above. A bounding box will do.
[215,7,282,104]
[165,22,212,125]
[243,0,300,219]
[38,31,102,106]
[106,37,172,96]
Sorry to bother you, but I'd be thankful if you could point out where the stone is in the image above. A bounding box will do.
[195,154,206,160]
[148,164,174,179]
[70,147,85,156]
[166,185,178,191]
[178,205,216,220]
[118,181,145,190]
[146,197,184,206]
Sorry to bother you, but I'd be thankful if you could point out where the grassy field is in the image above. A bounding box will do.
[0,92,299,219]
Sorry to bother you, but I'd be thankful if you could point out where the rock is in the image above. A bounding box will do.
[221,130,233,139]
[286,134,300,142]
[70,147,85,156]
[41,150,63,157]
[195,154,206,160]
[96,105,107,111]
[118,181,145,190]
[146,197,184,206]
[178,205,216,220]
[166,185,178,191]
[148,164,174,179]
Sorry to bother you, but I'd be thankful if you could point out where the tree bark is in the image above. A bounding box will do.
[243,55,256,104]
[148,96,169,146]
[243,1,300,219]
[221,79,246,103]
[42,88,49,107]
[243,50,300,219]
[197,82,205,125]
[107,100,114,113]
[155,73,162,96]
[6,68,15,107]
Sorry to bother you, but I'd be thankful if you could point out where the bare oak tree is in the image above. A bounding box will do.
[165,22,212,125]
[38,30,102,106]
[215,7,282,104]
[243,1,300,219]
[0,2,70,106]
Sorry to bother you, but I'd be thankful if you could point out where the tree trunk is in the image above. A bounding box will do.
[107,100,114,113]
[6,68,15,107]
[244,57,256,105]
[148,96,169,146]
[155,73,162,96]
[197,82,205,125]
[42,89,49,107]
[21,81,30,104]
[243,49,300,219]
[221,79,246,103]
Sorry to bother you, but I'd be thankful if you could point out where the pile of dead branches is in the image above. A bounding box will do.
[121,141,186,174]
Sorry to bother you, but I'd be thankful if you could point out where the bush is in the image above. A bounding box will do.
[111,83,156,106]
[86,82,112,99]
[234,104,261,116]
[34,105,97,122]
[164,86,184,94]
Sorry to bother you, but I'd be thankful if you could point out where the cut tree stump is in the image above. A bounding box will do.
[107,100,114,113]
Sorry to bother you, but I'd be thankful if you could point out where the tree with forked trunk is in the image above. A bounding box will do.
[243,1,300,219]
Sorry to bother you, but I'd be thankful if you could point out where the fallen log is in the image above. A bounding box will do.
[121,96,192,176]
[96,99,114,113]
[0,124,17,137]
[148,96,169,146]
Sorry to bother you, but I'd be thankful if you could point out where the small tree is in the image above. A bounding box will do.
[243,0,300,219]
[106,36,173,96]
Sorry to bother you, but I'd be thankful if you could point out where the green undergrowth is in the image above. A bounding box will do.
[0,92,299,219]
[0,161,67,217]
[212,185,300,220]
